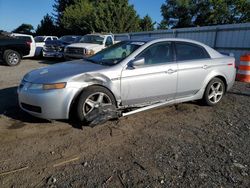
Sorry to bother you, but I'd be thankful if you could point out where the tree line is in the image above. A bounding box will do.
[11,0,250,36]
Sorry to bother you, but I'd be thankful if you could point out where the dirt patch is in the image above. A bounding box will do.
[0,59,249,187]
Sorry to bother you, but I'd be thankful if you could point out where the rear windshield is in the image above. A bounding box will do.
[34,36,45,42]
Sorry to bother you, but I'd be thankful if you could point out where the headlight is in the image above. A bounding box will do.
[29,84,43,90]
[58,47,63,52]
[43,83,66,90]
[85,49,95,56]
[27,83,66,90]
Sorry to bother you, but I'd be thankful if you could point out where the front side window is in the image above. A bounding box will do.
[85,41,144,66]
[175,42,210,61]
[137,42,174,65]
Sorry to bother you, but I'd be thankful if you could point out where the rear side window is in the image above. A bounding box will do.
[16,36,32,42]
[175,42,210,61]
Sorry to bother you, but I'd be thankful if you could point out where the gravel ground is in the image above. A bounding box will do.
[0,59,249,188]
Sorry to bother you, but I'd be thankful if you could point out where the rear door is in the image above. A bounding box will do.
[175,42,212,98]
[121,41,178,106]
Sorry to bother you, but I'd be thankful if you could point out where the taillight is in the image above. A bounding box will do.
[26,41,31,47]
[228,61,236,69]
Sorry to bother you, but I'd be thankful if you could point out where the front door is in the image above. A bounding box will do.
[121,42,178,106]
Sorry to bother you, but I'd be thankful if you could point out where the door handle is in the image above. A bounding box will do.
[202,65,209,69]
[166,69,177,74]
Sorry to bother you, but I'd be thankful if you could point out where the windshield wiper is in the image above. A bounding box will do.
[83,57,116,66]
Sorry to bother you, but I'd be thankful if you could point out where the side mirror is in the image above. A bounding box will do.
[128,57,145,69]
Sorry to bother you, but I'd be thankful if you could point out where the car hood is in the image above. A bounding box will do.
[23,60,107,84]
[67,43,101,49]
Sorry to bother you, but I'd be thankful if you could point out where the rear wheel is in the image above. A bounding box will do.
[203,78,225,106]
[3,50,21,66]
[76,86,116,122]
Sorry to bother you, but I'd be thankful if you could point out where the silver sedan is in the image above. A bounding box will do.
[18,38,236,123]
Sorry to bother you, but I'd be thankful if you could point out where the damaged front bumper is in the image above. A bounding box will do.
[17,86,80,120]
[43,51,64,58]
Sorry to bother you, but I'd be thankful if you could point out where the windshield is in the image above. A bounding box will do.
[74,36,82,43]
[59,36,80,43]
[85,41,145,66]
[79,35,104,45]
[34,36,45,42]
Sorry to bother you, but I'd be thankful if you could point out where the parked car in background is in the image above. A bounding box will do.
[0,34,30,66]
[18,38,235,124]
[11,33,36,57]
[34,36,58,56]
[64,34,116,59]
[43,35,82,58]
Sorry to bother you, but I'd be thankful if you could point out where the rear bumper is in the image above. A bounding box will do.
[227,69,236,91]
[227,79,235,91]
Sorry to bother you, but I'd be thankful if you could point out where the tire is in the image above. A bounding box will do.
[39,50,43,58]
[202,78,225,106]
[76,86,116,122]
[3,50,21,66]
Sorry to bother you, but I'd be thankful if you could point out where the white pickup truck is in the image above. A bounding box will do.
[64,34,116,59]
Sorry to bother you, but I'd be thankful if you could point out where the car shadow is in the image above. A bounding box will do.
[37,58,65,65]
[228,91,250,97]
[0,60,7,66]
[0,86,88,129]
[0,86,50,124]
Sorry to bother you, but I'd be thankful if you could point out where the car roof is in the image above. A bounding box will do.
[125,37,224,59]
[12,33,33,37]
[127,37,206,45]
[35,36,57,37]
[61,35,81,37]
[87,34,111,37]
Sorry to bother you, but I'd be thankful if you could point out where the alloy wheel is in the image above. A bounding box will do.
[208,82,224,104]
[83,92,112,116]
[8,53,19,65]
